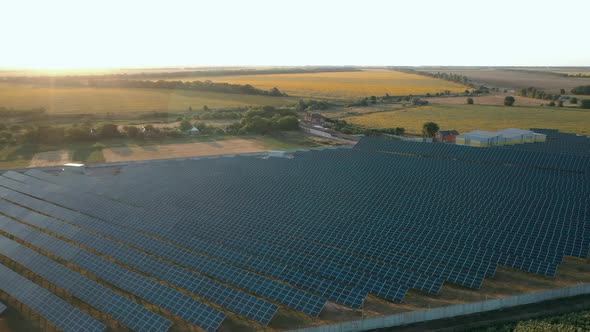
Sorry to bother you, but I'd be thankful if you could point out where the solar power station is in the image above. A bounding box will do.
[0,128,588,331]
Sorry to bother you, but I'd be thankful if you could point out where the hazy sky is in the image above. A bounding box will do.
[2,0,589,69]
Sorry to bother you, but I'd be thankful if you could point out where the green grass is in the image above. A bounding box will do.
[0,83,293,114]
[343,104,590,135]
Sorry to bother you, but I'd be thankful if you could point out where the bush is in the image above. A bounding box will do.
[548,101,556,107]
[557,100,564,107]
[570,97,578,104]
[580,100,590,109]
[9,124,22,132]
[467,97,474,105]
[504,96,516,106]
[179,119,193,131]
[0,131,14,144]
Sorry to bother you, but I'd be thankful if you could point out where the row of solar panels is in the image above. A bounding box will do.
[17,145,588,288]
[1,131,588,331]
[0,179,331,331]
[354,136,590,173]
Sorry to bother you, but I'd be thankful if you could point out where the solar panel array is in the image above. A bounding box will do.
[0,128,588,331]
[0,263,106,332]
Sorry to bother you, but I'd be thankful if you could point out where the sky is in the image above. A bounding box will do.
[2,0,589,69]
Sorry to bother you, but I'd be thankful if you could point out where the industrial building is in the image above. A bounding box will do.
[456,128,546,147]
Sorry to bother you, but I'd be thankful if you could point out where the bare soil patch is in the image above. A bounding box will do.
[29,150,72,167]
[102,139,268,163]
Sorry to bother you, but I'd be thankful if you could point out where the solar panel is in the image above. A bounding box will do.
[0,129,588,323]
[0,263,106,332]
[0,232,172,331]
[0,215,226,332]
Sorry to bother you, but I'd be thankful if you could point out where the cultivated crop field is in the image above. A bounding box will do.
[159,69,470,99]
[425,94,549,107]
[343,104,590,134]
[0,83,292,114]
[416,68,590,93]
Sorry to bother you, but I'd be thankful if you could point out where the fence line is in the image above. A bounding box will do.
[290,284,590,332]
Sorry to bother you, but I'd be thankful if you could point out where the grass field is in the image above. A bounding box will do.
[343,104,590,134]
[159,69,470,99]
[0,83,292,114]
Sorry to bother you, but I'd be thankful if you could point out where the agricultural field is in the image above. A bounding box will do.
[343,104,590,135]
[158,69,470,99]
[415,67,590,93]
[424,94,550,107]
[0,83,293,114]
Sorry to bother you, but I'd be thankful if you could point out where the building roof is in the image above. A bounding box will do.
[497,128,534,138]
[438,130,459,136]
[464,130,501,138]
[189,126,199,132]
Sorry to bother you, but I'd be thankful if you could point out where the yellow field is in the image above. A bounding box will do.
[0,83,292,114]
[161,69,469,99]
[343,104,590,135]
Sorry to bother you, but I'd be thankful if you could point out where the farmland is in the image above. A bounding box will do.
[157,69,470,99]
[0,83,293,114]
[343,104,590,135]
[415,67,590,93]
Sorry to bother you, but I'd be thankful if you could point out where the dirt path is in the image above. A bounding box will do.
[29,150,72,167]
[102,139,268,163]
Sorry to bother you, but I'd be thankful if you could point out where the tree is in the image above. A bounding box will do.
[557,100,564,107]
[188,106,192,111]
[275,116,299,131]
[422,122,439,138]
[504,96,516,106]
[203,105,209,111]
[570,97,578,104]
[99,123,120,138]
[560,88,566,94]
[123,125,140,138]
[65,126,92,142]
[570,85,590,95]
[580,100,590,109]
[369,96,377,104]
[548,101,556,107]
[467,97,474,105]
[179,119,193,131]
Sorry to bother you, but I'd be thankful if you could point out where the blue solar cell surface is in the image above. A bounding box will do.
[0,263,106,332]
[0,128,588,330]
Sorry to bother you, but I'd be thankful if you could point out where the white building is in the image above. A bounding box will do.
[456,128,546,147]
[456,130,501,147]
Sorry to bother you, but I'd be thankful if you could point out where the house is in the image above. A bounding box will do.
[304,111,325,126]
[436,130,459,143]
